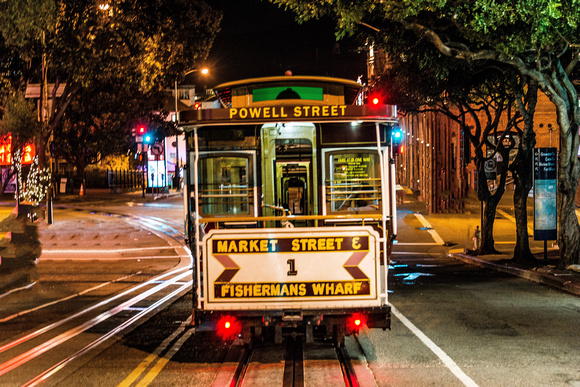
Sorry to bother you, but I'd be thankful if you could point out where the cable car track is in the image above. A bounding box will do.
[0,211,193,386]
[226,336,373,387]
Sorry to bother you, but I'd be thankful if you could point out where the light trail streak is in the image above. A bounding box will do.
[0,271,191,377]
[0,273,141,323]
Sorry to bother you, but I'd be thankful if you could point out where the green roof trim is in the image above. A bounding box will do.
[253,86,324,102]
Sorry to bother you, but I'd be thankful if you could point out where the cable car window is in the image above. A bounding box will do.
[198,155,252,216]
[326,151,381,213]
[192,126,258,151]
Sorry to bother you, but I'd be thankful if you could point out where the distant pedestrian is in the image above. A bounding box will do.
[472,226,481,250]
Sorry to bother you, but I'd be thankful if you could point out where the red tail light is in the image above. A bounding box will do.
[346,313,367,333]
[216,316,241,340]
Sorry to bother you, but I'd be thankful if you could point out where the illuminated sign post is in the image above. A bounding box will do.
[147,142,166,190]
[533,147,557,262]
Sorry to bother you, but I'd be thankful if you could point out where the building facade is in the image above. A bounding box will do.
[393,91,572,213]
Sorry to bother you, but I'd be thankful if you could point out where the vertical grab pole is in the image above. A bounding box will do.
[375,123,389,302]
[182,149,195,322]
[193,127,202,310]
[389,147,397,237]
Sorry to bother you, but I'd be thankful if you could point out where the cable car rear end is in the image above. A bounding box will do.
[180,76,398,344]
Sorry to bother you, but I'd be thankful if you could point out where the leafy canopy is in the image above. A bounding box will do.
[272,0,580,57]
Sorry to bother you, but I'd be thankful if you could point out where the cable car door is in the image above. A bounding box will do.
[260,123,318,226]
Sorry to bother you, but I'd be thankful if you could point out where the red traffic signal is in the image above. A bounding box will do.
[132,126,147,136]
[193,102,201,110]
[367,91,384,105]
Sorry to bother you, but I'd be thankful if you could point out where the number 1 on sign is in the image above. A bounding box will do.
[287,259,297,276]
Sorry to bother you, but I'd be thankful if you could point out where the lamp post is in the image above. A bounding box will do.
[174,67,209,192]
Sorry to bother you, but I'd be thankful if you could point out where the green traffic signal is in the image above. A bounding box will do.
[391,126,405,155]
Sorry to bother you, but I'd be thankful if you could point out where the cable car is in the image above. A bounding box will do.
[180,76,398,344]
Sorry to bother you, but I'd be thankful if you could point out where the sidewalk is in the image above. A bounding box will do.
[397,188,580,297]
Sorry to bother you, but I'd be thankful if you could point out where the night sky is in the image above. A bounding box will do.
[197,0,367,87]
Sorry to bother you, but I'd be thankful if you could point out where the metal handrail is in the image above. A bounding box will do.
[199,213,385,224]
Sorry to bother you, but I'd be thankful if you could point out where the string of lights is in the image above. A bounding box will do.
[14,150,51,204]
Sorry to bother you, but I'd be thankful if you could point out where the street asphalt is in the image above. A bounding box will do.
[2,187,579,297]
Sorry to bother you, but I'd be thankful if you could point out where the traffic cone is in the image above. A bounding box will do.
[79,183,84,196]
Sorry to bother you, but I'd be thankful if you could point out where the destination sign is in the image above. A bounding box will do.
[215,280,370,299]
[229,105,347,120]
[212,236,369,254]
[534,147,557,180]
[204,227,380,306]
[180,104,398,125]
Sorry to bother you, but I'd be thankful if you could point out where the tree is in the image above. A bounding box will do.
[52,81,134,178]
[456,76,520,255]
[421,67,523,256]
[272,0,580,268]
[0,36,26,95]
[0,92,40,194]
[509,76,539,263]
[358,23,537,260]
[0,0,222,171]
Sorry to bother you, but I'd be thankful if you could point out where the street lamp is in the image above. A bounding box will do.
[174,67,209,191]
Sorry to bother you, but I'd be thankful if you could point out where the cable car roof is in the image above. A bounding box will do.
[213,75,363,107]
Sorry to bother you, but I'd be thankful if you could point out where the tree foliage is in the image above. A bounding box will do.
[0,92,39,147]
[0,0,222,175]
[0,92,42,195]
[394,58,525,256]
[272,0,580,268]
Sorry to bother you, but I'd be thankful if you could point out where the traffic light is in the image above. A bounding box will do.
[391,126,405,155]
[144,132,153,144]
[193,102,201,109]
[367,90,386,105]
[368,92,381,105]
[132,126,148,142]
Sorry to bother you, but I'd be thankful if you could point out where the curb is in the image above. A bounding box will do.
[448,251,580,297]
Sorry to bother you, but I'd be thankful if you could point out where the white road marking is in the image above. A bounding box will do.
[391,251,442,256]
[413,213,446,245]
[391,305,479,387]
